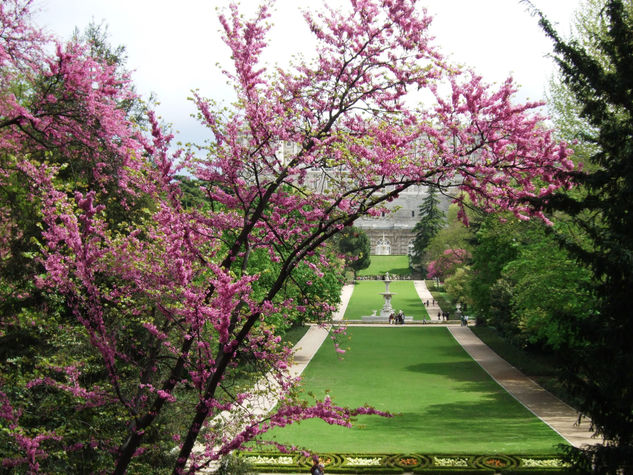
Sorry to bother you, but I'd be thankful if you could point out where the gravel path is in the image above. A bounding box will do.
[288,283,353,378]
[448,326,599,448]
[413,280,444,320]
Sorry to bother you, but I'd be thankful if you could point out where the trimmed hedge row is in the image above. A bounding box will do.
[236,452,577,473]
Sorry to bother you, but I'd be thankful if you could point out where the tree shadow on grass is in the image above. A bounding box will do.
[386,266,411,275]
[264,398,563,454]
[405,360,490,378]
[364,398,564,453]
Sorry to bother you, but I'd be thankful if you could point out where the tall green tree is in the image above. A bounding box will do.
[533,0,633,470]
[468,214,593,349]
[468,214,520,326]
[424,203,474,263]
[411,187,444,270]
[336,226,371,279]
[500,224,593,349]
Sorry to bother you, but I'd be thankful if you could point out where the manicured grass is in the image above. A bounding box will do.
[343,280,429,320]
[358,255,411,276]
[263,327,567,454]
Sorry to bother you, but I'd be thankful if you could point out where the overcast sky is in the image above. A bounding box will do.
[35,0,583,145]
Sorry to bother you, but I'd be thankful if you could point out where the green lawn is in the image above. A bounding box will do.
[263,327,567,454]
[358,255,411,276]
[343,280,429,320]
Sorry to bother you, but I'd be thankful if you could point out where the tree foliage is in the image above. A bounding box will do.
[531,0,633,469]
[426,248,471,281]
[468,215,593,349]
[1,0,577,472]
[336,226,371,278]
[467,215,521,325]
[411,187,444,269]
[422,203,475,279]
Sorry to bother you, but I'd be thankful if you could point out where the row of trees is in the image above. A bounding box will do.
[427,1,633,471]
[0,0,604,473]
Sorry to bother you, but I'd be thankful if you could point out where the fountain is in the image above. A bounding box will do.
[378,272,395,319]
[360,273,413,323]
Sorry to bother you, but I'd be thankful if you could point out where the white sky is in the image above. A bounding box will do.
[35,0,583,145]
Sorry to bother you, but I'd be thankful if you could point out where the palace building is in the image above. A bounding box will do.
[354,185,449,256]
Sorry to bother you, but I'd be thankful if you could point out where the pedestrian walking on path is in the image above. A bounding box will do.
[413,280,443,321]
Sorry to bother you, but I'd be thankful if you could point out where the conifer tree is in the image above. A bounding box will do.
[411,187,444,270]
[532,0,633,470]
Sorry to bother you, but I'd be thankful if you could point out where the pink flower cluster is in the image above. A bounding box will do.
[427,248,471,279]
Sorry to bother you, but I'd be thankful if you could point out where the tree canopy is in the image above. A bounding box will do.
[411,187,444,271]
[0,0,577,472]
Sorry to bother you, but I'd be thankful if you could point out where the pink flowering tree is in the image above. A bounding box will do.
[427,248,472,280]
[0,0,160,471]
[1,0,576,473]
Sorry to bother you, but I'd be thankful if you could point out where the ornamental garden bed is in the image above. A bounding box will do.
[236,451,577,473]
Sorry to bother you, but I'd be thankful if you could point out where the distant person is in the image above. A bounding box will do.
[311,456,325,475]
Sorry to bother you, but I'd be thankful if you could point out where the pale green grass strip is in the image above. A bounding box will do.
[357,255,411,276]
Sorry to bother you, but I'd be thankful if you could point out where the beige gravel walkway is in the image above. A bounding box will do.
[413,280,443,320]
[448,325,600,448]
